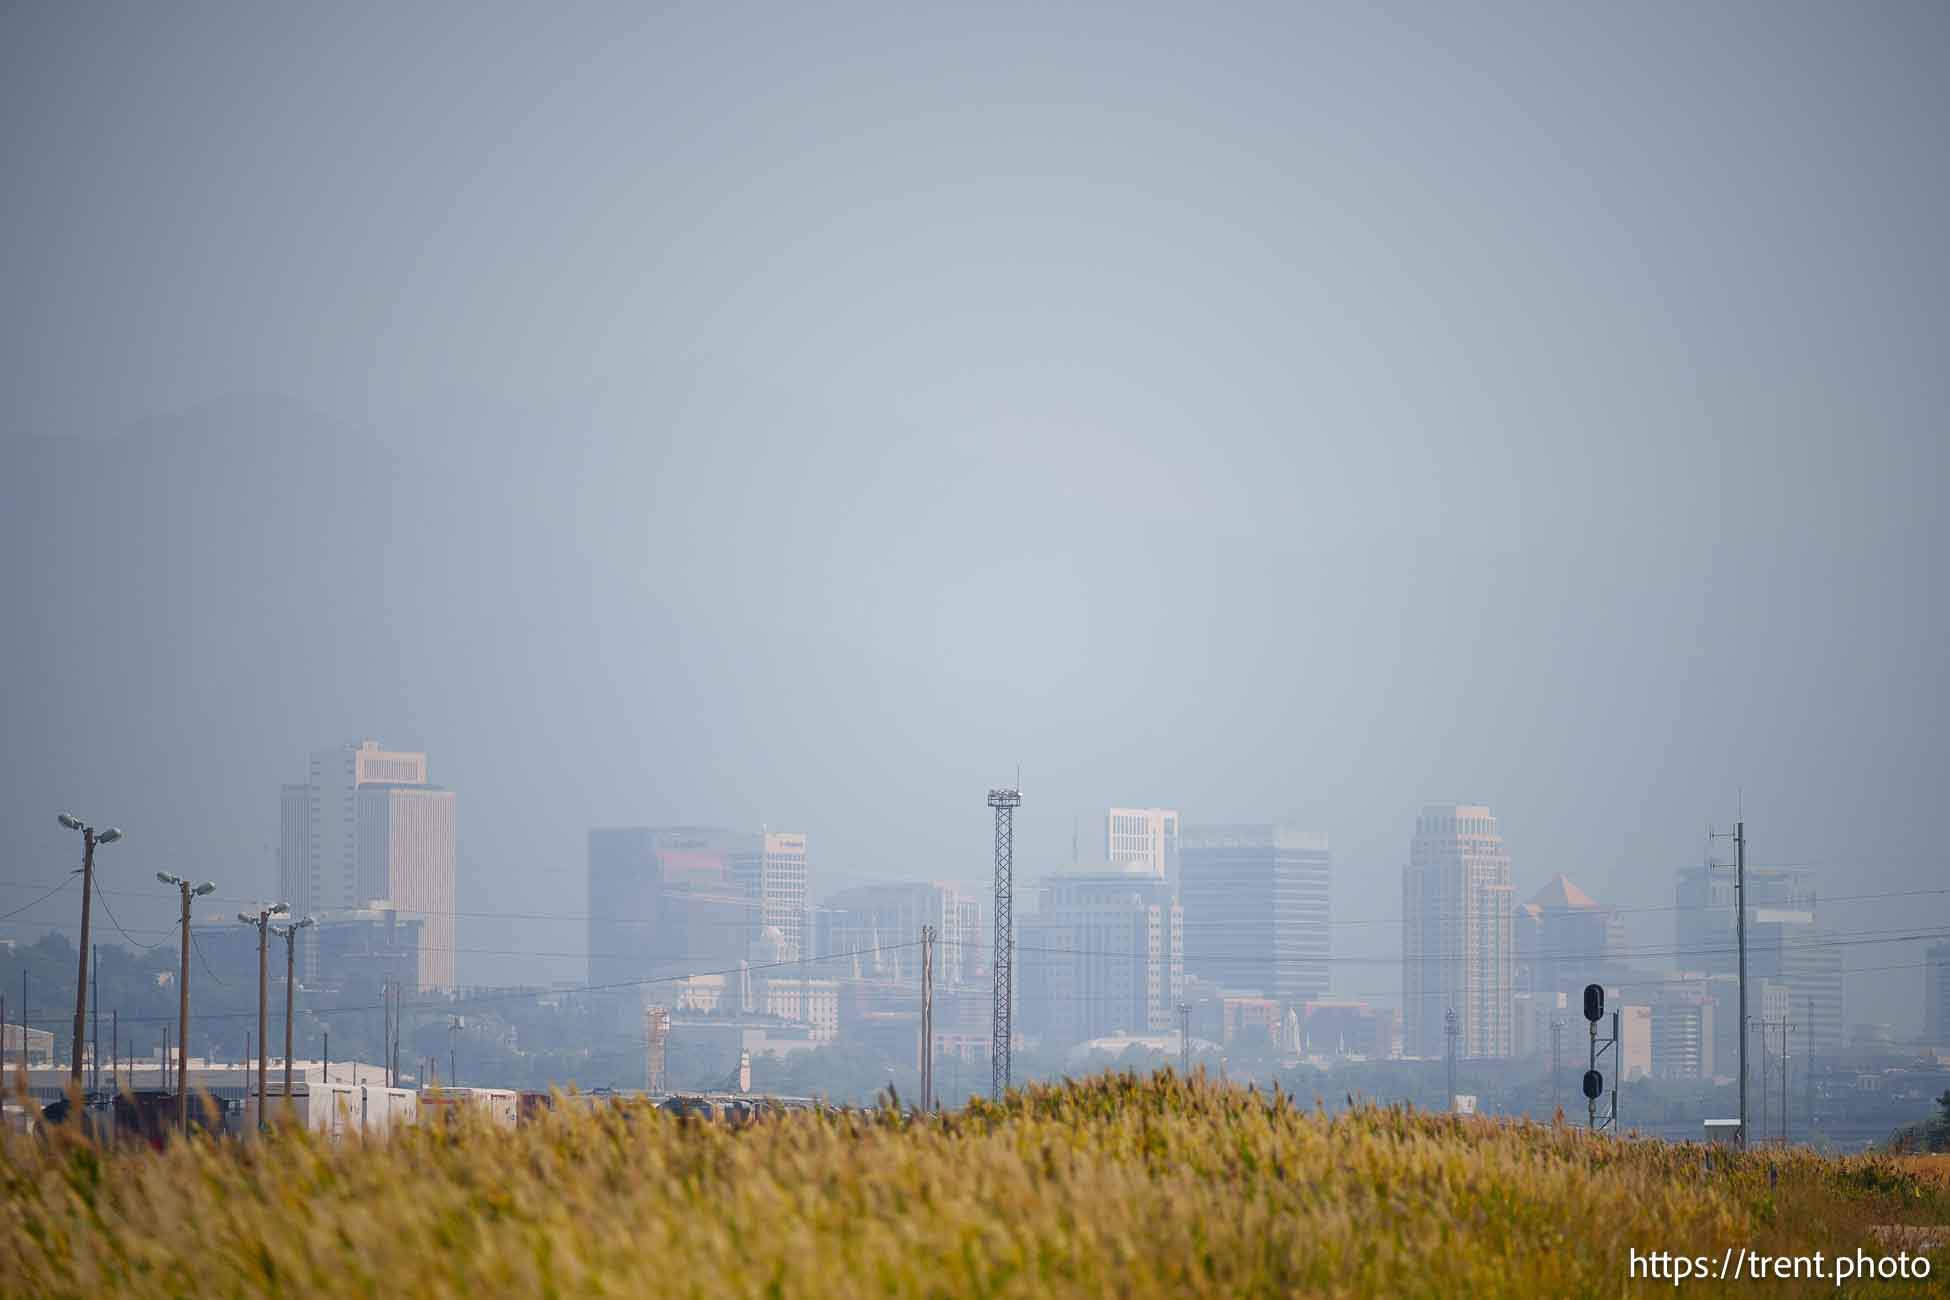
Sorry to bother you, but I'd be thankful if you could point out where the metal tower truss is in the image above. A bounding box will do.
[987,785,1021,1099]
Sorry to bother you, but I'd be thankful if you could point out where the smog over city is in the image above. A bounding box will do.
[3,4,1948,1297]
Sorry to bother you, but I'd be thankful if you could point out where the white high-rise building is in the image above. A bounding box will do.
[1105,808,1179,880]
[280,740,456,990]
[1402,804,1514,1059]
[733,832,809,962]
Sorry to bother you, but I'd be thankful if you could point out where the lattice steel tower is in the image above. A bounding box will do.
[988,785,1022,1099]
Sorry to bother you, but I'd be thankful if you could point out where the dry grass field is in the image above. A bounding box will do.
[4,1072,1947,1298]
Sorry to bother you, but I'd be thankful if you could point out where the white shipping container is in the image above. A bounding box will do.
[246,1083,419,1139]
[418,1086,518,1129]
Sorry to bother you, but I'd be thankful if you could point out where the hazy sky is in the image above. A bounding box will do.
[4,3,1945,1026]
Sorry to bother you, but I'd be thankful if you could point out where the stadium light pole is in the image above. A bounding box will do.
[158,873,216,1135]
[58,814,122,1088]
[239,903,289,1129]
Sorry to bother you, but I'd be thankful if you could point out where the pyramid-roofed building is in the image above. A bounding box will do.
[1528,873,1602,912]
[1516,873,1627,1004]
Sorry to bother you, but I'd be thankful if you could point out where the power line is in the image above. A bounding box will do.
[1014,922,1950,969]
[0,873,77,921]
[90,876,180,951]
[190,926,228,986]
[8,951,1935,1034]
[5,939,930,1028]
[946,958,1947,1008]
[2,877,1938,931]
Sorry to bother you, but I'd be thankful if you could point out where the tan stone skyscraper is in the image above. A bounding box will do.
[1402,804,1514,1059]
[280,740,457,990]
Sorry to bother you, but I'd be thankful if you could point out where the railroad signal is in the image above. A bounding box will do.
[1583,983,1605,1023]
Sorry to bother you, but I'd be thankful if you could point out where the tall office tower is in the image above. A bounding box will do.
[1401,804,1515,1059]
[1515,874,1628,1001]
[356,783,458,990]
[1926,942,1950,1047]
[1674,863,1817,974]
[1106,808,1180,881]
[279,740,456,990]
[587,827,755,990]
[731,832,808,962]
[1673,863,1842,1055]
[818,882,981,987]
[1179,824,1330,1011]
[1017,863,1183,1048]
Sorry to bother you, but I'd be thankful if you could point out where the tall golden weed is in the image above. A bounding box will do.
[4,1072,1945,1298]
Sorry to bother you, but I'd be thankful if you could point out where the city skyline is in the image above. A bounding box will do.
[8,772,1947,1043]
[5,9,1950,1288]
[5,2,1945,1040]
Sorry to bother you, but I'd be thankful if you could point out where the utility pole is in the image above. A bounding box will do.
[988,784,1021,1100]
[1550,1018,1564,1112]
[58,814,123,1089]
[1734,820,1748,1149]
[448,1016,461,1089]
[1755,1018,1771,1145]
[159,874,215,1134]
[1444,1007,1460,1111]
[274,918,313,1120]
[112,1009,118,1094]
[238,902,288,1129]
[1710,820,1749,1148]
[91,946,99,1094]
[919,924,935,1113]
[1805,996,1816,1142]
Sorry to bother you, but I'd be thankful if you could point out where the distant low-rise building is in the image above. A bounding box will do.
[1221,996,1282,1050]
[0,1023,54,1068]
[313,902,423,993]
[1299,999,1393,1059]
[1650,987,1716,1081]
[1619,1004,1653,1082]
